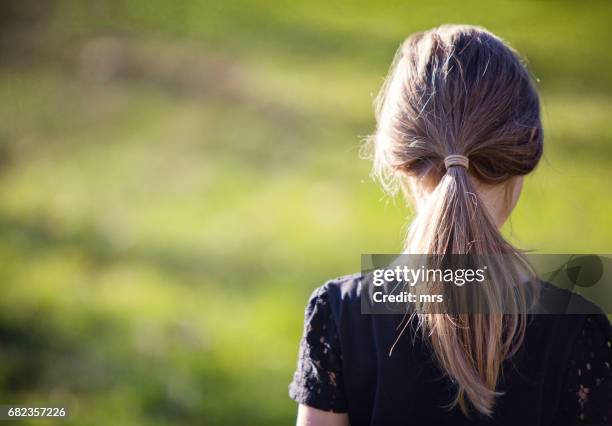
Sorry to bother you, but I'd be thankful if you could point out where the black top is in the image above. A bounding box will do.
[289,274,612,425]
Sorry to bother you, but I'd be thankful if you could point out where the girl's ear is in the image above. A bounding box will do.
[400,174,430,212]
[496,176,524,227]
[399,175,415,207]
[507,176,524,215]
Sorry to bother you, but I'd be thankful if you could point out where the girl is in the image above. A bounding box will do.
[289,25,612,425]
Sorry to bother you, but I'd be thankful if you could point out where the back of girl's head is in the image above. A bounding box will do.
[373,24,542,193]
[370,25,543,416]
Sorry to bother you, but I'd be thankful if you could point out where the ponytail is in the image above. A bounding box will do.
[406,163,527,415]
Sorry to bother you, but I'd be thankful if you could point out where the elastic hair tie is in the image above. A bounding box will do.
[444,154,469,170]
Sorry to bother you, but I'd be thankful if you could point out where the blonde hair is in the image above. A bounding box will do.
[370,25,543,416]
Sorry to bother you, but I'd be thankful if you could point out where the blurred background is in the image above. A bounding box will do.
[0,1,611,425]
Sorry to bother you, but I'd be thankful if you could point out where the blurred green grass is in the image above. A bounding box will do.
[0,1,611,425]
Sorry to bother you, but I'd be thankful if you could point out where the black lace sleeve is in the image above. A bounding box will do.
[555,315,612,425]
[289,285,347,412]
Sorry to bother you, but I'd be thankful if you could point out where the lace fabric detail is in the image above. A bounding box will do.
[555,315,612,425]
[288,286,346,412]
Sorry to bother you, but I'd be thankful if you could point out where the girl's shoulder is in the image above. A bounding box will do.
[312,273,367,323]
[318,272,364,301]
